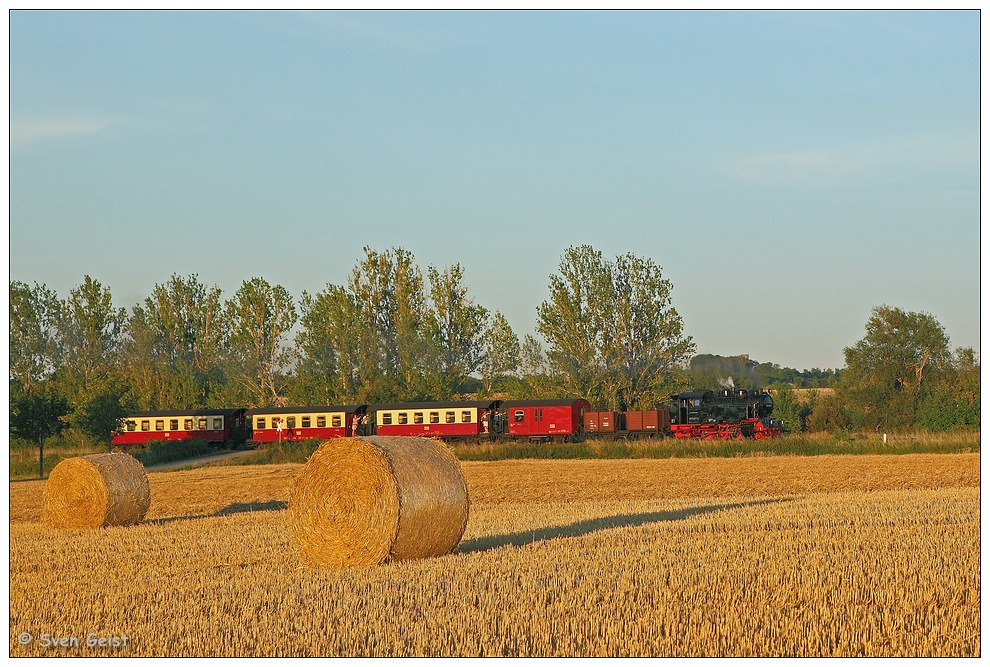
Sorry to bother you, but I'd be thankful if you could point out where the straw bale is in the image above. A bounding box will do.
[289,436,470,568]
[42,452,151,529]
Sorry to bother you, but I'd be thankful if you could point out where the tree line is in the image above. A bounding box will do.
[9,245,696,447]
[9,245,980,451]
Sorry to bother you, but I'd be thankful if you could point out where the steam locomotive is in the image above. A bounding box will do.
[669,388,780,440]
[110,388,781,449]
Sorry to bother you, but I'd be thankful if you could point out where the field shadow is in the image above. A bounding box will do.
[146,500,288,525]
[457,498,792,554]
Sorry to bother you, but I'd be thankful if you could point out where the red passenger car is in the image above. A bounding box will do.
[112,408,247,449]
[245,405,367,446]
[370,401,499,440]
[501,399,592,440]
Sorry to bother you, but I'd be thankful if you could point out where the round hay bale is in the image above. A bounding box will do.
[42,452,151,529]
[289,436,469,568]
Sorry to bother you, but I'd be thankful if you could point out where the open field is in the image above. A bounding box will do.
[9,453,980,656]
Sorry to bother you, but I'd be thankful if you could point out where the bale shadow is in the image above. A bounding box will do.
[457,497,792,554]
[146,500,288,525]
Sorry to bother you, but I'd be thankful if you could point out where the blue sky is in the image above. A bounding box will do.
[9,10,980,371]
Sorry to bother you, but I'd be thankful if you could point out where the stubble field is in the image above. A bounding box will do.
[8,452,981,657]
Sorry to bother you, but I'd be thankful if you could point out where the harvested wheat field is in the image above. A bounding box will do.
[9,452,980,657]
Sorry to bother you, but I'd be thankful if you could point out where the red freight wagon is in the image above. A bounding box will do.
[371,401,500,439]
[501,398,592,440]
[112,408,247,449]
[584,410,619,434]
[245,405,367,446]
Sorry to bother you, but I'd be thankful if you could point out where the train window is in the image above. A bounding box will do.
[414,412,424,424]
[213,418,223,430]
[332,415,342,428]
[513,410,524,423]
[155,420,164,431]
[170,419,179,431]
[302,416,311,428]
[198,418,208,430]
[445,411,455,423]
[286,417,296,429]
[430,412,439,424]
[382,413,392,425]
[184,419,193,430]
[316,415,326,428]
[256,417,266,429]
[126,420,136,432]
[398,413,408,424]
[141,420,150,431]
[461,411,471,423]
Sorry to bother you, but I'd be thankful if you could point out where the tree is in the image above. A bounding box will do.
[805,391,849,432]
[769,384,812,433]
[9,281,61,394]
[536,246,694,409]
[123,274,226,409]
[9,386,70,478]
[426,264,488,397]
[54,276,127,406]
[917,347,980,430]
[223,278,297,407]
[291,285,362,405]
[344,247,434,401]
[480,311,520,396]
[610,252,696,409]
[516,334,565,399]
[841,305,952,430]
[72,383,133,452]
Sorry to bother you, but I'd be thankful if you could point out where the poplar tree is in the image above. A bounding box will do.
[537,246,694,410]
[223,278,297,407]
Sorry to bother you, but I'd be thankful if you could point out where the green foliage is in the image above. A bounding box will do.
[426,263,489,398]
[536,246,694,410]
[917,347,980,430]
[53,276,128,407]
[291,248,492,405]
[842,305,951,430]
[9,281,61,394]
[10,385,71,476]
[9,386,70,444]
[8,271,978,441]
[223,277,298,407]
[480,311,520,396]
[71,382,134,449]
[806,393,849,432]
[132,438,214,467]
[122,274,226,410]
[768,384,812,433]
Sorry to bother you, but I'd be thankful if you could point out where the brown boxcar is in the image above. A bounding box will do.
[624,409,670,437]
[584,411,619,434]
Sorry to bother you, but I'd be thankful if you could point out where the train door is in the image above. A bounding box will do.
[510,407,530,435]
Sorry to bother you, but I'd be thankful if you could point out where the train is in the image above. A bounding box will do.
[110,388,782,450]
